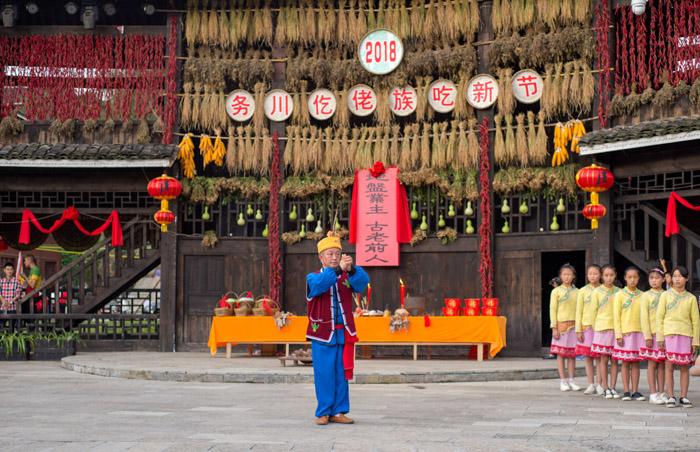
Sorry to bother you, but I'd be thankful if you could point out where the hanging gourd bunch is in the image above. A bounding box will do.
[178,133,196,179]
[551,120,586,167]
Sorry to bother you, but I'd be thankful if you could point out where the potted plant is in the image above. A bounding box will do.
[30,329,79,360]
[0,331,30,361]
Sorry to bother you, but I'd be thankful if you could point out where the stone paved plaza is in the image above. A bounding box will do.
[2,361,700,451]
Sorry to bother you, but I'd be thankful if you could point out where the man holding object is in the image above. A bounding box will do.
[306,232,369,425]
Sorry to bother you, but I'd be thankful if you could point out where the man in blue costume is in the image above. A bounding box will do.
[306,232,370,425]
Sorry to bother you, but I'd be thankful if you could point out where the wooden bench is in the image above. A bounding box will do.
[223,341,490,362]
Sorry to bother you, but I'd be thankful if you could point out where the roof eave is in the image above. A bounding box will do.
[0,158,175,168]
[580,130,700,156]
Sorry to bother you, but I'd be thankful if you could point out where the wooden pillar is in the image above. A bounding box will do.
[160,12,184,352]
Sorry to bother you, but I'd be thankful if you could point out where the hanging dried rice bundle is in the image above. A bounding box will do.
[226,126,236,174]
[229,6,241,45]
[250,127,262,173]
[243,125,255,172]
[560,62,574,116]
[207,6,219,45]
[574,0,590,24]
[567,60,582,112]
[337,0,349,45]
[398,0,410,39]
[497,68,515,116]
[253,82,266,130]
[389,125,401,165]
[430,123,442,169]
[192,82,202,129]
[334,89,350,128]
[416,78,428,122]
[560,0,574,25]
[274,6,287,45]
[181,82,193,129]
[551,63,564,118]
[261,2,273,45]
[468,0,479,38]
[261,129,271,176]
[446,120,457,167]
[311,127,323,170]
[348,0,360,45]
[410,0,424,38]
[186,7,200,45]
[239,2,252,44]
[455,72,469,120]
[423,0,437,43]
[299,81,310,127]
[302,1,317,46]
[515,113,528,167]
[198,1,210,44]
[293,126,304,174]
[492,0,503,35]
[581,60,595,115]
[135,118,150,144]
[291,91,302,125]
[218,8,231,48]
[420,123,431,169]
[456,121,468,170]
[533,111,548,165]
[541,0,560,30]
[399,124,412,170]
[521,0,536,31]
[374,127,389,164]
[504,114,517,166]
[218,91,228,131]
[466,118,478,170]
[526,111,537,164]
[325,1,337,46]
[236,126,246,170]
[375,89,392,126]
[493,114,506,166]
[367,0,377,30]
[540,65,553,120]
[330,128,343,173]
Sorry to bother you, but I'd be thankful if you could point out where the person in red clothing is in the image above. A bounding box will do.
[0,263,22,313]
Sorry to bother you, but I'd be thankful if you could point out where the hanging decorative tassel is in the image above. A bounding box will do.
[179,133,196,179]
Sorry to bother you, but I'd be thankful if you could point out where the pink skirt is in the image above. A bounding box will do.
[665,334,695,366]
[550,328,577,358]
[591,330,615,357]
[575,327,595,357]
[639,334,666,363]
[612,332,645,362]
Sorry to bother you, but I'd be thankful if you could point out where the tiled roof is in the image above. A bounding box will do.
[579,116,700,147]
[0,143,178,161]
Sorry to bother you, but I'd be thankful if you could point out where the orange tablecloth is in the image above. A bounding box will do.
[208,316,507,358]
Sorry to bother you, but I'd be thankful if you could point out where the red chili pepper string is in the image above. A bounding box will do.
[692,0,700,82]
[0,37,6,116]
[629,10,638,93]
[478,117,492,299]
[596,1,611,128]
[636,14,647,90]
[163,16,178,144]
[268,132,283,307]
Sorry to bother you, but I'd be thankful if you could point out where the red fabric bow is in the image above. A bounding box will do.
[665,192,700,237]
[19,207,123,247]
[369,161,386,178]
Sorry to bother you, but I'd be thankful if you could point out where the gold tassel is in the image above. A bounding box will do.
[515,113,528,167]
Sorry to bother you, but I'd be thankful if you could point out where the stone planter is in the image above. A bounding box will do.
[0,343,29,361]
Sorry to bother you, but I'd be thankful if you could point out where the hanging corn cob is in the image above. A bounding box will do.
[551,122,570,167]
[568,119,586,154]
[200,134,215,167]
[212,133,227,166]
[179,133,196,179]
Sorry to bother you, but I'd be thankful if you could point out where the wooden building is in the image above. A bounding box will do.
[1,0,698,358]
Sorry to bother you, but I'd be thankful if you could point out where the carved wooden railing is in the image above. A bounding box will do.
[17,216,161,314]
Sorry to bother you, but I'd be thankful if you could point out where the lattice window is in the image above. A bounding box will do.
[0,191,157,210]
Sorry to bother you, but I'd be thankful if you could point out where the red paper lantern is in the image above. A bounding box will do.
[0,236,7,252]
[582,203,607,230]
[154,210,175,232]
[465,298,480,310]
[148,174,182,233]
[482,297,499,308]
[576,164,614,204]
[482,306,498,316]
[464,307,479,316]
[444,298,461,310]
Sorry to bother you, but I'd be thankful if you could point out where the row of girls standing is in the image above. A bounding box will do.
[549,263,700,407]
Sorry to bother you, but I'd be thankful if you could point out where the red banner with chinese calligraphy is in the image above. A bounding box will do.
[350,163,411,267]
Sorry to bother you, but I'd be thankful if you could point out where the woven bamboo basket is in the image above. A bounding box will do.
[214,306,234,317]
[252,297,280,316]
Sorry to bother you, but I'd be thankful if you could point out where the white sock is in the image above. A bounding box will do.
[568,378,576,384]
[561,379,567,384]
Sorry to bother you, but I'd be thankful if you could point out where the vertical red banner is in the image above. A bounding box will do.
[355,168,400,266]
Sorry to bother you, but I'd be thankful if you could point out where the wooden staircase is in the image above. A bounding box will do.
[19,217,161,314]
[614,203,700,289]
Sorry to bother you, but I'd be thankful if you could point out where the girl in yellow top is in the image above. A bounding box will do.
[549,264,580,392]
[612,267,645,401]
[657,266,700,408]
[575,264,602,395]
[590,265,621,399]
[639,267,667,405]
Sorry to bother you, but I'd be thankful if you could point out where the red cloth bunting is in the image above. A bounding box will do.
[665,192,700,237]
[19,207,123,247]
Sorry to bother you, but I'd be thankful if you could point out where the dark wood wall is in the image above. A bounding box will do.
[175,230,603,356]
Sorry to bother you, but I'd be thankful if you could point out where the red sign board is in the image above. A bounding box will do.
[355,167,399,267]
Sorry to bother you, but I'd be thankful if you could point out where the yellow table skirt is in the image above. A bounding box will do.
[208,316,507,358]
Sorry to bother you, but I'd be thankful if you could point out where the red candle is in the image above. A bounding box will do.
[399,278,406,308]
[366,283,372,309]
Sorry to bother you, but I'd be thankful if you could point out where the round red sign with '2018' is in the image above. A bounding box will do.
[358,29,404,75]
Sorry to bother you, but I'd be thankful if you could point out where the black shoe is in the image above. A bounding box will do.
[667,397,678,408]
[632,392,646,401]
[621,392,632,401]
[680,397,693,408]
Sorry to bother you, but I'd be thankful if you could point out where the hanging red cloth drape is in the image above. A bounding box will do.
[665,192,700,237]
[19,207,123,246]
